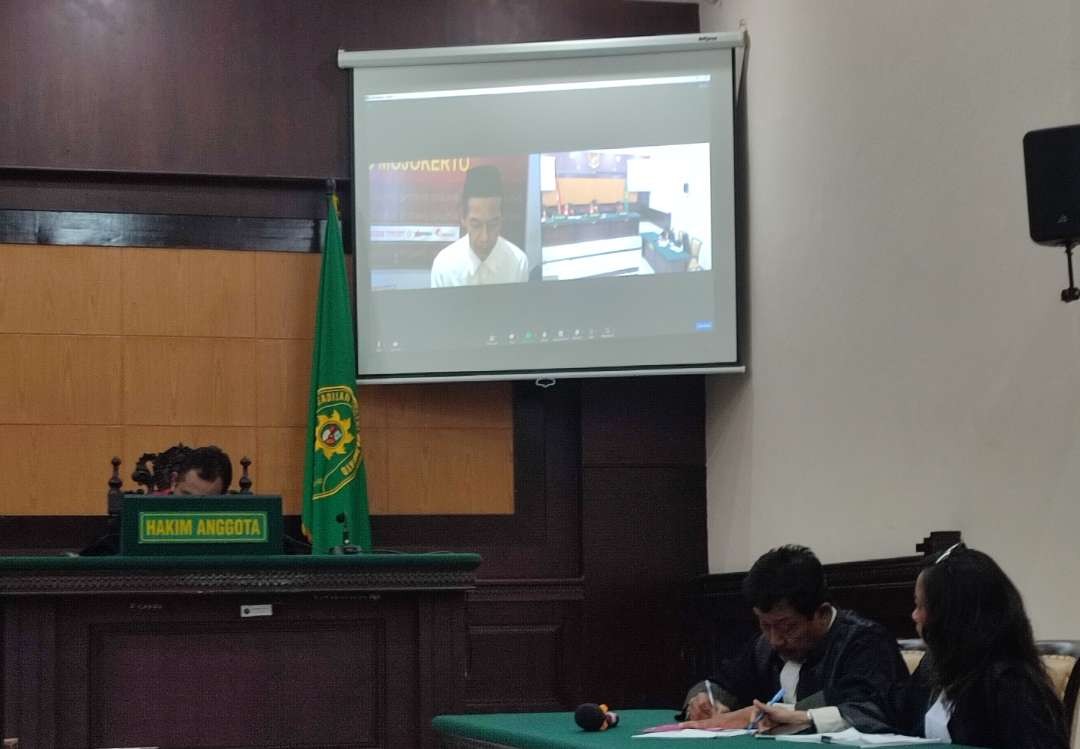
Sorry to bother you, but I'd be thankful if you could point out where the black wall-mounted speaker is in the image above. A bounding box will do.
[1024,124,1080,246]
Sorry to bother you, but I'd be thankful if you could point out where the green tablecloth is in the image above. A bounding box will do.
[641,232,689,262]
[432,710,961,749]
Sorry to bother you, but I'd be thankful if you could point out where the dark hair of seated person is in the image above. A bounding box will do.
[151,443,193,491]
[459,164,504,213]
[919,546,1068,749]
[174,445,233,494]
[742,544,829,616]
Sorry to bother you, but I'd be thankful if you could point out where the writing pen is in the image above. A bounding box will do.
[747,687,785,730]
[705,680,716,712]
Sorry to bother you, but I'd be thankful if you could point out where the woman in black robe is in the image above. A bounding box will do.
[894,544,1068,749]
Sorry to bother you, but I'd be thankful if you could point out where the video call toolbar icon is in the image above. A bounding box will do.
[484,327,613,346]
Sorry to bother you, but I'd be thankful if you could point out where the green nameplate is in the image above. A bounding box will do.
[121,495,283,556]
[139,512,269,544]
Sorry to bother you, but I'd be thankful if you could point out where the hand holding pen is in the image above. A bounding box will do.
[682,680,721,722]
[747,687,785,730]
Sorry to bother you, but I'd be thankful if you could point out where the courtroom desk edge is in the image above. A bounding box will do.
[0,552,482,596]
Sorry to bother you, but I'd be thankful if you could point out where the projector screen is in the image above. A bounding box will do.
[339,33,743,383]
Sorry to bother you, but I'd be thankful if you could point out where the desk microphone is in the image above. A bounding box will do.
[330,512,361,555]
[574,703,619,731]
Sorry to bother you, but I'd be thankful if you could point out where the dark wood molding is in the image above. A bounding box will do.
[0,208,325,252]
[0,167,343,218]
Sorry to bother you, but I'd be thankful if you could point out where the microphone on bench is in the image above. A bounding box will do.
[330,512,361,554]
[574,703,619,731]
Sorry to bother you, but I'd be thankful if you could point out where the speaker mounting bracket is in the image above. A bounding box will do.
[1062,241,1080,303]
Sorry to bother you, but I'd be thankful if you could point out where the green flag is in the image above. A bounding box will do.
[301,193,372,554]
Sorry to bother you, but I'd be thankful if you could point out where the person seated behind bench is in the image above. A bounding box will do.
[155,445,233,496]
[679,545,907,734]
[81,445,234,555]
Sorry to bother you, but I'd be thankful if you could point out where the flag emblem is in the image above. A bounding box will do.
[311,385,361,500]
[315,408,354,459]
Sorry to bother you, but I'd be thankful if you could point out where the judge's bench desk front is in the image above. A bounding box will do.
[0,552,480,749]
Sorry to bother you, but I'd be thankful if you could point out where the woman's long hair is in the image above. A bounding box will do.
[920,547,1053,704]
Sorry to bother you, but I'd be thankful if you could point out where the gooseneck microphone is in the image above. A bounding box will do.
[330,512,361,554]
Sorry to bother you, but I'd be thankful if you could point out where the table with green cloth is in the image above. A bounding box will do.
[432,710,964,749]
[640,232,690,273]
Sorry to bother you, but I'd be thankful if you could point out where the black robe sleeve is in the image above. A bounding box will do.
[813,622,910,732]
[883,657,932,736]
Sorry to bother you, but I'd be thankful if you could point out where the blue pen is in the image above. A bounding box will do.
[747,687,785,730]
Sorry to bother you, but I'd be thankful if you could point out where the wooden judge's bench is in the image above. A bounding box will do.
[0,553,480,749]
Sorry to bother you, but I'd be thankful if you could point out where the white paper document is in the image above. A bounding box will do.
[633,728,756,739]
[755,727,941,746]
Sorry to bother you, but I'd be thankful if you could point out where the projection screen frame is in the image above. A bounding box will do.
[339,31,746,384]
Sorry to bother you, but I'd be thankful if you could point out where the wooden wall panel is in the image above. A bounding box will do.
[465,581,585,712]
[0,334,123,425]
[0,425,124,514]
[556,177,627,205]
[384,427,514,515]
[362,429,390,516]
[466,623,564,709]
[384,383,513,429]
[0,0,697,179]
[0,244,514,516]
[122,337,259,426]
[582,375,705,466]
[254,427,306,514]
[121,248,257,337]
[253,252,319,340]
[356,385,391,431]
[254,338,313,428]
[0,244,123,334]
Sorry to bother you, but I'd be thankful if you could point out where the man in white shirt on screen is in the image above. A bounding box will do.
[430,165,530,287]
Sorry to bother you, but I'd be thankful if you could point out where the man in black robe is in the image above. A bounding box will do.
[680,545,905,733]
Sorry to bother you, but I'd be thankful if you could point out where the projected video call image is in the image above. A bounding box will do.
[366,142,711,290]
[539,143,711,280]
[367,155,530,291]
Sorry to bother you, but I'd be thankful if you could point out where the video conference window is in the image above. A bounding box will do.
[367,143,712,291]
